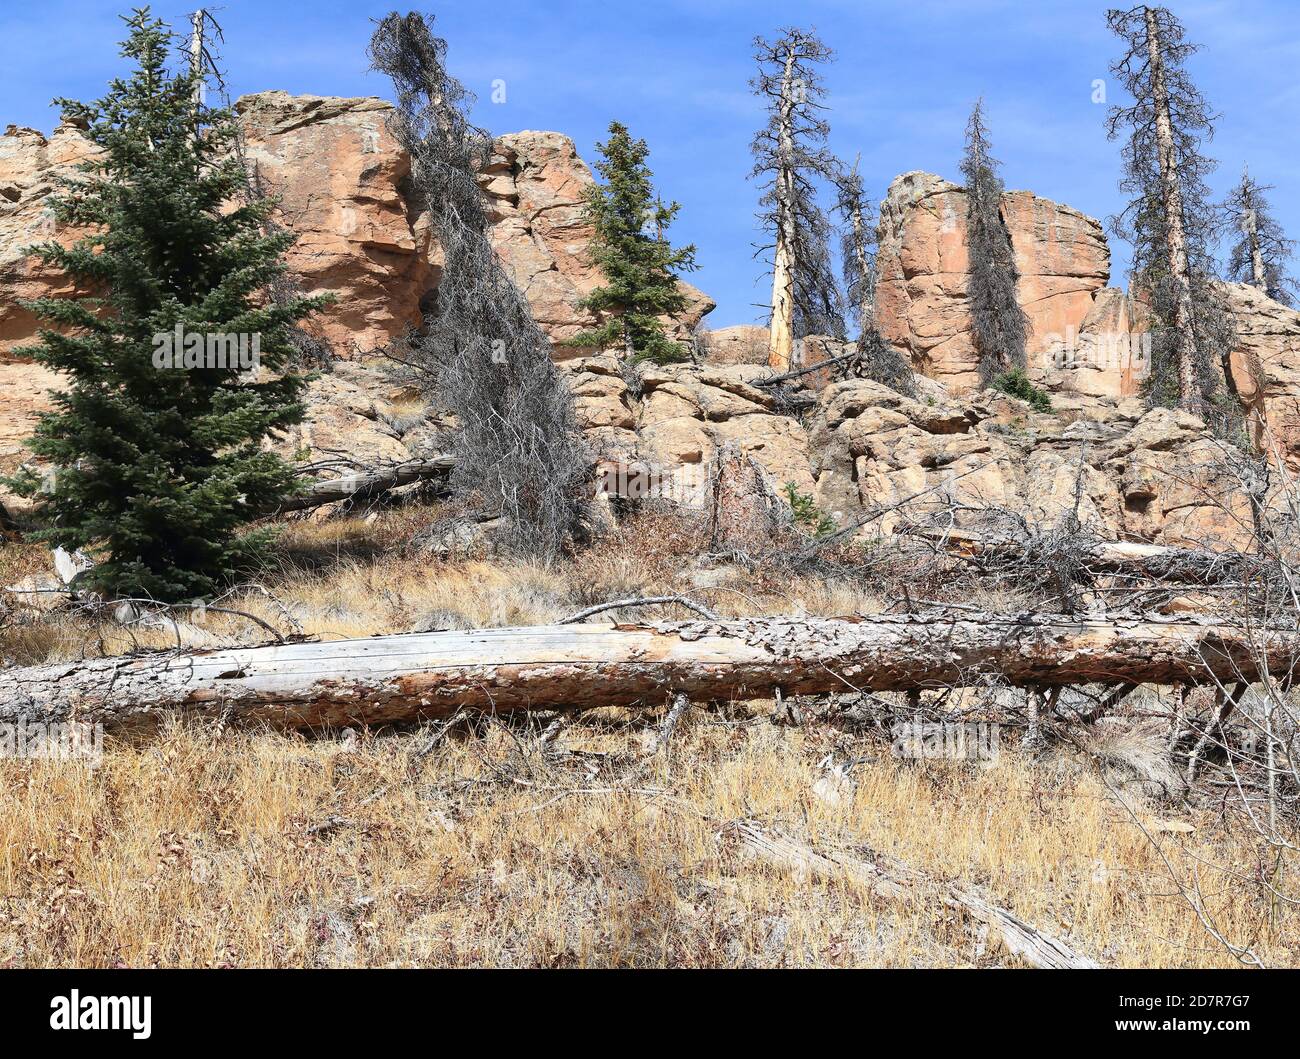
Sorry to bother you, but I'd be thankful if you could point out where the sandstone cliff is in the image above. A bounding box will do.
[0,92,714,361]
[874,170,1143,396]
[5,96,1300,554]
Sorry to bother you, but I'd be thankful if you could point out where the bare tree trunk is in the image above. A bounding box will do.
[1145,6,1200,409]
[906,525,1261,584]
[3,613,1298,735]
[189,9,205,97]
[1245,203,1268,291]
[768,51,798,372]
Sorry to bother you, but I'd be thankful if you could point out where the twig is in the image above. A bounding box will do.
[559,595,720,624]
[653,693,690,755]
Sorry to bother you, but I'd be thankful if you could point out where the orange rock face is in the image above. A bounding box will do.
[0,94,713,362]
[1223,281,1300,469]
[875,171,1142,397]
[0,121,101,355]
[236,93,432,356]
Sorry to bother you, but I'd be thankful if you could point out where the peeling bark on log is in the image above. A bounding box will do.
[730,819,1098,968]
[2,613,1298,736]
[274,456,455,514]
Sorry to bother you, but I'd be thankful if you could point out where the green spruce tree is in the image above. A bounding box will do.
[574,122,698,365]
[7,8,326,601]
[961,99,1029,385]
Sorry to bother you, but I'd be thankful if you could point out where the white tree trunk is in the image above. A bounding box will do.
[1146,6,1201,409]
[768,51,799,372]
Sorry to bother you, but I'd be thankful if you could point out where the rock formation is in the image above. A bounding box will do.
[5,95,1300,557]
[0,120,100,353]
[0,93,714,361]
[808,380,1258,551]
[1223,281,1300,467]
[875,171,1140,397]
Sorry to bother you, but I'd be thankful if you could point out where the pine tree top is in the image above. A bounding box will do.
[574,121,697,364]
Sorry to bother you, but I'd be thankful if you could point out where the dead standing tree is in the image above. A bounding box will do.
[1106,5,1237,430]
[750,28,844,372]
[835,159,914,395]
[368,12,589,561]
[1223,166,1297,307]
[961,100,1029,385]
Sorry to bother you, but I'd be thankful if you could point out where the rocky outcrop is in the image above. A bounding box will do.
[558,347,1261,552]
[0,339,1265,554]
[236,93,431,355]
[1,104,1292,557]
[870,173,1300,474]
[807,379,1258,551]
[0,93,713,361]
[636,363,816,501]
[1223,281,1300,468]
[875,171,1139,397]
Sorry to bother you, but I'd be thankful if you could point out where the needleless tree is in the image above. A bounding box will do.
[834,161,914,395]
[960,100,1029,386]
[750,27,844,372]
[1106,5,1237,426]
[1223,167,1296,307]
[368,12,588,561]
[573,122,698,365]
[7,8,323,601]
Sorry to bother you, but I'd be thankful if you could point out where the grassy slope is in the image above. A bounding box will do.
[0,504,1295,967]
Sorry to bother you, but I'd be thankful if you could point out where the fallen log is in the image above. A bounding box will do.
[2,613,1297,735]
[731,819,1098,968]
[905,525,1258,584]
[273,456,455,514]
[752,348,859,387]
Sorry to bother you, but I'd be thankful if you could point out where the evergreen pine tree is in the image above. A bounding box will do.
[7,8,326,601]
[961,99,1030,385]
[573,122,698,365]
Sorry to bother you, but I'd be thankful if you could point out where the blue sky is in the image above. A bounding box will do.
[2,1,1298,328]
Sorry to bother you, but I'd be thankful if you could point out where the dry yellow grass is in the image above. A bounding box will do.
[2,504,1296,967]
[0,506,886,664]
[0,714,1294,968]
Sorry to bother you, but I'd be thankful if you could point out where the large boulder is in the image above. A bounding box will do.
[634,363,815,506]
